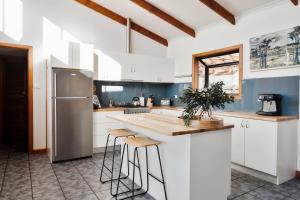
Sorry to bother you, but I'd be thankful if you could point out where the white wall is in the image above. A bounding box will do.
[168,1,300,82]
[0,0,167,150]
[168,1,300,170]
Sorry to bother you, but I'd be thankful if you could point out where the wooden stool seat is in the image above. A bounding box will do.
[109,129,135,137]
[124,136,161,148]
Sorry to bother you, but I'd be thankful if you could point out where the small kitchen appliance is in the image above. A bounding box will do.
[146,95,155,107]
[139,94,145,107]
[132,97,141,107]
[160,98,171,106]
[256,94,282,116]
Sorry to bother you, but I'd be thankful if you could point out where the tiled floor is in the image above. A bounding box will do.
[1,146,300,200]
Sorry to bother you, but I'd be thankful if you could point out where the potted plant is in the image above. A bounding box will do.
[179,81,234,127]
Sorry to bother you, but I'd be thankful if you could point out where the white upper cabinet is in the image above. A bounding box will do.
[94,52,174,83]
[49,41,73,68]
[50,42,94,71]
[72,43,94,71]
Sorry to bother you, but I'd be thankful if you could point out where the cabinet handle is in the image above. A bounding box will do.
[241,120,244,128]
[245,121,249,128]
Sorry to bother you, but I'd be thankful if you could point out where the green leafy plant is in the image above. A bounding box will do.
[179,81,234,126]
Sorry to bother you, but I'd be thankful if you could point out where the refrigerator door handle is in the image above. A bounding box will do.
[54,73,57,157]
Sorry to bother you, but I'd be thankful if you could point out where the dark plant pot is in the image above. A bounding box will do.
[179,116,224,128]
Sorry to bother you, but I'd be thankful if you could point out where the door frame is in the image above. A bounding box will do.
[0,41,34,154]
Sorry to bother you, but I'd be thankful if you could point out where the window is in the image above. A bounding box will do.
[192,45,243,99]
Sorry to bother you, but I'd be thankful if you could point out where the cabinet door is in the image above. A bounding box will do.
[121,65,134,81]
[131,65,150,82]
[72,43,94,71]
[222,116,245,165]
[244,119,277,175]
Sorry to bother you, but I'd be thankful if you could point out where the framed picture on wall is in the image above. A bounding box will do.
[250,26,300,71]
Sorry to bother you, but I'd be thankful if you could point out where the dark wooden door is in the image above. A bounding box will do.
[3,57,28,146]
[0,59,4,144]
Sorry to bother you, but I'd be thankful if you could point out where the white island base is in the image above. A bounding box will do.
[118,124,232,200]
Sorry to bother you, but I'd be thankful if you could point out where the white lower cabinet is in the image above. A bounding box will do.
[219,115,298,184]
[244,119,277,176]
[93,111,125,149]
[223,117,245,166]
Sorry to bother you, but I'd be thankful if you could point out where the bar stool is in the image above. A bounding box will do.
[100,128,140,196]
[115,136,167,200]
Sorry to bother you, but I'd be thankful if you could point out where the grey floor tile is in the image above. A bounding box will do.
[234,193,262,200]
[59,179,94,199]
[286,179,300,190]
[33,192,65,200]
[249,187,287,200]
[5,149,300,200]
[228,187,245,199]
[95,190,115,200]
[263,182,298,196]
[290,190,300,199]
[232,169,247,179]
[66,193,98,200]
[0,180,32,200]
[239,175,268,187]
[232,179,260,192]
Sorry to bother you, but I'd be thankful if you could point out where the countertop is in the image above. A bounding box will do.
[94,106,180,112]
[95,107,298,122]
[215,111,298,122]
[107,113,234,136]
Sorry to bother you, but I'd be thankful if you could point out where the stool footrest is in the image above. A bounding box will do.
[116,190,148,200]
[148,172,164,184]
[100,164,128,183]
[128,160,141,168]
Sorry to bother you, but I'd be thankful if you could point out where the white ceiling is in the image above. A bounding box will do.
[92,0,283,39]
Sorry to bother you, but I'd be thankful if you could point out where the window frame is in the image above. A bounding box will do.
[192,44,243,100]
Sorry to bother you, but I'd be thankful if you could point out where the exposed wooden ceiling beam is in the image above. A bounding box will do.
[199,0,235,25]
[74,0,168,46]
[290,0,298,6]
[130,0,195,37]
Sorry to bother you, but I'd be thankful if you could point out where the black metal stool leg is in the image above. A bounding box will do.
[100,134,110,183]
[101,135,132,185]
[110,137,118,196]
[136,147,143,191]
[145,147,150,193]
[132,147,137,198]
[156,145,168,200]
[116,144,127,198]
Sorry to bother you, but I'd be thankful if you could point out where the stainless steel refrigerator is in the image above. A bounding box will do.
[52,68,93,162]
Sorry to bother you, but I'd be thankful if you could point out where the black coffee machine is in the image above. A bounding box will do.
[256,94,282,116]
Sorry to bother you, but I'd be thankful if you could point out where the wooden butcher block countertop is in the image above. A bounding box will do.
[107,113,234,136]
[216,112,298,122]
[94,106,181,112]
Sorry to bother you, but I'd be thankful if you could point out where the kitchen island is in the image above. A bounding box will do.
[107,113,234,200]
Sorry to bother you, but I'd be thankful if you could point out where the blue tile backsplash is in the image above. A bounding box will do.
[95,76,299,116]
[94,81,172,106]
[226,76,299,116]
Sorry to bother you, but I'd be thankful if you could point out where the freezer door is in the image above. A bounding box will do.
[53,97,92,162]
[52,68,93,97]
